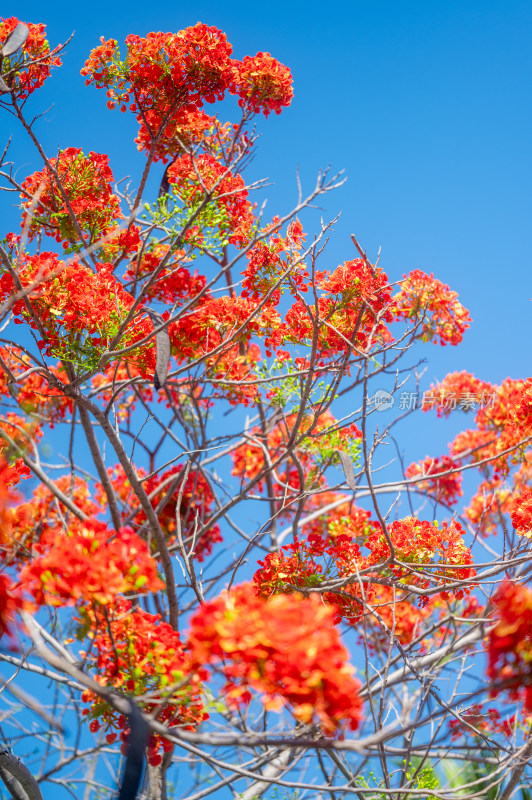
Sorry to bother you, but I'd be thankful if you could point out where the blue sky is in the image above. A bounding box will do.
[2,0,530,461]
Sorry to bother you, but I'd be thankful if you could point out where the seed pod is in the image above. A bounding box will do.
[146,309,170,390]
[337,450,357,493]
[2,23,29,58]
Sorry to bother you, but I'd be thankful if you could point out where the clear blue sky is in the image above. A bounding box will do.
[3,0,531,461]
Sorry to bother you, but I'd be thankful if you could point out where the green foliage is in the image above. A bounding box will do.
[144,194,229,256]
[256,357,338,412]
[301,423,361,470]
[356,761,439,800]
[440,756,500,800]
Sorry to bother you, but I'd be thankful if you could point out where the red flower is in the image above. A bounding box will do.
[0,17,61,98]
[5,473,98,559]
[82,26,292,160]
[365,584,434,647]
[0,255,156,376]
[464,478,512,536]
[95,464,222,562]
[487,581,532,710]
[231,411,362,499]
[366,517,476,600]
[510,488,532,538]
[167,153,255,246]
[285,259,393,358]
[0,573,22,640]
[242,218,308,300]
[422,371,495,417]
[231,52,293,117]
[81,26,234,160]
[188,583,363,735]
[124,243,206,305]
[392,270,471,345]
[81,599,207,759]
[405,455,463,505]
[20,148,122,249]
[20,520,164,607]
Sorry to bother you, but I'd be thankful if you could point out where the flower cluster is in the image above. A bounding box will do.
[285,259,393,357]
[254,526,369,625]
[0,254,156,374]
[20,148,123,250]
[0,415,40,547]
[167,152,255,246]
[187,583,363,734]
[0,455,32,611]
[20,520,164,607]
[171,294,274,358]
[299,491,370,538]
[448,704,515,741]
[510,488,532,538]
[366,584,435,647]
[81,599,207,765]
[254,510,474,637]
[0,573,22,640]
[366,517,475,600]
[450,428,494,463]
[392,270,471,345]
[469,378,531,474]
[464,478,513,536]
[405,455,463,506]
[143,466,222,561]
[124,244,206,305]
[4,474,98,559]
[233,52,293,116]
[204,343,263,406]
[487,581,532,710]
[0,347,71,425]
[81,24,292,160]
[95,464,222,562]
[422,371,495,417]
[0,17,62,99]
[242,218,308,300]
[90,360,154,421]
[495,378,532,459]
[231,411,362,500]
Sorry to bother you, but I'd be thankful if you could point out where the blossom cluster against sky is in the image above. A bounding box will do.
[3,0,530,461]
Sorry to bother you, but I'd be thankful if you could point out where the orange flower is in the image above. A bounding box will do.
[0,17,61,98]
[405,455,463,505]
[20,520,164,607]
[366,517,476,600]
[21,148,122,250]
[188,583,363,734]
[393,270,471,345]
[487,581,532,710]
[81,599,207,764]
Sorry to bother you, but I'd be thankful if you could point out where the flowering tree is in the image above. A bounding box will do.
[0,15,531,800]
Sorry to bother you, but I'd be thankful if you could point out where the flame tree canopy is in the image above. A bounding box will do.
[0,13,531,800]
